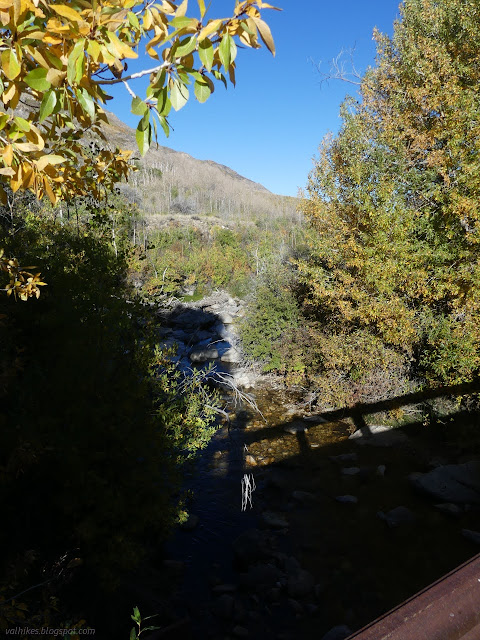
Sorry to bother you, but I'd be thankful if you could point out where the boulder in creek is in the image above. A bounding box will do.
[377,506,416,528]
[232,529,271,566]
[221,347,243,363]
[291,490,318,505]
[261,511,289,529]
[321,625,352,640]
[462,529,480,545]
[283,421,309,435]
[349,424,409,447]
[189,346,219,362]
[329,453,358,464]
[287,569,315,598]
[239,563,284,590]
[434,503,463,517]
[335,495,358,505]
[409,462,480,504]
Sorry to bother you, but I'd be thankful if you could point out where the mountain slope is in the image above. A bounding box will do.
[101,110,297,222]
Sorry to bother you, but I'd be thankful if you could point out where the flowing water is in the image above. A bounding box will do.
[161,381,480,639]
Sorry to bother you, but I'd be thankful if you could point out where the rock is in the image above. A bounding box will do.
[180,513,199,530]
[287,569,315,598]
[212,594,235,619]
[239,563,284,590]
[283,421,309,435]
[245,454,257,467]
[321,625,352,640]
[212,321,230,339]
[219,312,234,324]
[287,598,304,615]
[173,308,215,328]
[212,584,237,594]
[261,511,289,529]
[376,465,386,477]
[221,347,243,363]
[341,467,361,476]
[329,453,358,463]
[349,425,409,447]
[233,371,256,389]
[232,626,249,638]
[462,529,480,544]
[303,415,328,424]
[335,495,358,504]
[232,529,269,565]
[434,503,463,517]
[377,506,416,528]
[409,462,480,504]
[291,490,318,505]
[189,346,219,362]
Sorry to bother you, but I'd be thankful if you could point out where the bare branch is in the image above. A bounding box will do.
[311,47,363,89]
[95,62,170,86]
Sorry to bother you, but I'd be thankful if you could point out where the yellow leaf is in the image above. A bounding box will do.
[0,167,15,176]
[198,18,223,42]
[3,144,13,166]
[51,4,83,22]
[46,68,66,87]
[43,177,57,204]
[35,154,66,171]
[176,0,188,18]
[251,16,275,55]
[1,49,21,80]
[15,142,40,152]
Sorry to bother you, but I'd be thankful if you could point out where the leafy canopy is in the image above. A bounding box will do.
[299,0,480,388]
[0,0,279,205]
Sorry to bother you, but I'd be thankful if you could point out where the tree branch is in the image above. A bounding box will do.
[94,63,170,85]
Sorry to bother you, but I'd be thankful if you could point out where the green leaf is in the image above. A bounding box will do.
[14,117,30,132]
[154,87,171,116]
[131,96,148,116]
[131,607,141,624]
[170,80,189,111]
[75,88,95,120]
[136,121,152,156]
[24,68,51,92]
[170,16,196,29]
[159,115,170,138]
[138,111,150,131]
[174,35,197,58]
[198,38,214,72]
[67,38,85,85]
[127,11,140,30]
[213,70,227,89]
[219,33,235,71]
[130,629,137,640]
[40,89,57,122]
[194,78,212,103]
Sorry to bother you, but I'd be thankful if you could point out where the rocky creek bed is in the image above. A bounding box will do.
[126,292,480,640]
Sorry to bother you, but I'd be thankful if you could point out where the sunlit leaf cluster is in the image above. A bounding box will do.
[299,0,480,387]
[0,247,46,299]
[0,0,279,204]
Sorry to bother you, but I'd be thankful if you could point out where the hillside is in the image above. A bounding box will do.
[101,110,299,223]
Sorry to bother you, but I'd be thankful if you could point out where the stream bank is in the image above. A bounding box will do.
[132,292,480,639]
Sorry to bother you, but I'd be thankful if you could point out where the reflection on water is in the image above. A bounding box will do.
[164,382,480,639]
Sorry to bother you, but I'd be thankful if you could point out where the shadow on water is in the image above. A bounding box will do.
[113,300,480,639]
[132,375,480,640]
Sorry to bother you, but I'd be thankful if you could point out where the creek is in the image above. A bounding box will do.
[145,294,480,640]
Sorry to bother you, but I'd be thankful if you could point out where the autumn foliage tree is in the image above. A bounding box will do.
[0,0,277,202]
[0,0,278,298]
[299,0,480,398]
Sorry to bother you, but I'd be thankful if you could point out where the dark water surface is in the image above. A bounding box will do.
[163,384,480,639]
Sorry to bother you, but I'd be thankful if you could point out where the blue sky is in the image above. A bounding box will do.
[107,1,402,197]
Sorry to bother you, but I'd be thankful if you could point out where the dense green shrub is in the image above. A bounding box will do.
[0,208,220,597]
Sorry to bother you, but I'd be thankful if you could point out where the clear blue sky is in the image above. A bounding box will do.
[107,1,402,197]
